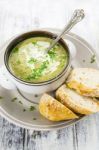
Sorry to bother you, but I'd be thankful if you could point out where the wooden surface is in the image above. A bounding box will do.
[0,0,99,150]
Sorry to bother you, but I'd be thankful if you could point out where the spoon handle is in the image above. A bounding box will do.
[47,9,85,53]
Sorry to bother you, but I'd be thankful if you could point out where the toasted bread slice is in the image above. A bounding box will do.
[67,68,99,97]
[39,93,78,121]
[56,85,99,114]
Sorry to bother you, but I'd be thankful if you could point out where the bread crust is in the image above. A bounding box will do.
[39,93,78,121]
[67,68,99,97]
[56,85,99,115]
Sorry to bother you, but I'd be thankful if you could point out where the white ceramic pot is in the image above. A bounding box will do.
[0,30,76,95]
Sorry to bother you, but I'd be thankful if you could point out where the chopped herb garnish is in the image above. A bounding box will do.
[34,94,38,97]
[23,109,26,112]
[27,69,41,80]
[11,97,17,102]
[16,60,21,64]
[83,59,85,62]
[29,106,36,111]
[54,44,60,49]
[0,96,3,99]
[28,58,37,64]
[48,49,56,59]
[32,41,37,45]
[13,47,19,53]
[40,61,49,70]
[33,117,37,120]
[19,101,23,104]
[90,54,96,63]
[26,61,49,80]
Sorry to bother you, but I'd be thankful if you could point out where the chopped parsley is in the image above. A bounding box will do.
[19,101,23,104]
[11,97,17,102]
[34,94,38,97]
[32,41,37,45]
[16,60,21,64]
[0,96,3,100]
[48,49,56,59]
[90,54,96,63]
[23,109,26,112]
[13,47,19,53]
[83,59,85,62]
[26,61,49,80]
[28,58,37,64]
[33,117,37,120]
[40,61,49,70]
[29,106,36,111]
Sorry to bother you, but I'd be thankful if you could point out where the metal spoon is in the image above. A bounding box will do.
[46,9,85,53]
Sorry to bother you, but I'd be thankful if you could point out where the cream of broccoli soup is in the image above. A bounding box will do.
[8,37,68,83]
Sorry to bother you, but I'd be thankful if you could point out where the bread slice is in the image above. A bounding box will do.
[56,85,99,115]
[39,93,78,121]
[67,68,99,97]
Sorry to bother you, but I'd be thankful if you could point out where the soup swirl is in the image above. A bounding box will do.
[8,37,68,83]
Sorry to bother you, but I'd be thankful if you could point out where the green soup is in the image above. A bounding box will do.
[8,37,68,83]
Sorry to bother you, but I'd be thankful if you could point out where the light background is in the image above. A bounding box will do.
[0,0,99,150]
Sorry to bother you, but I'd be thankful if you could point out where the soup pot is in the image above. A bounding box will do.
[0,30,76,95]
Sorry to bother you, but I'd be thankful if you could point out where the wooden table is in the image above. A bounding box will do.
[0,0,99,149]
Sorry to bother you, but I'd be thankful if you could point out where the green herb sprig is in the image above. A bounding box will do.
[28,58,37,64]
[90,54,96,63]
[48,49,56,59]
[11,97,17,102]
[26,61,49,80]
[13,47,19,53]
[29,106,36,111]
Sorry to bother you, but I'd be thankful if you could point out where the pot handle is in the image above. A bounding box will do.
[66,40,77,59]
[0,66,16,90]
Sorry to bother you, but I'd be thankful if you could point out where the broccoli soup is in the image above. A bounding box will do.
[8,37,68,83]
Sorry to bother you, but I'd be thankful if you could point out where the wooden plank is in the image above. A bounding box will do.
[0,117,24,150]
[24,127,75,150]
[73,114,99,150]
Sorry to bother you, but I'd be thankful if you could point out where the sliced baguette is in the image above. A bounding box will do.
[67,68,99,97]
[39,93,78,121]
[56,85,99,115]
